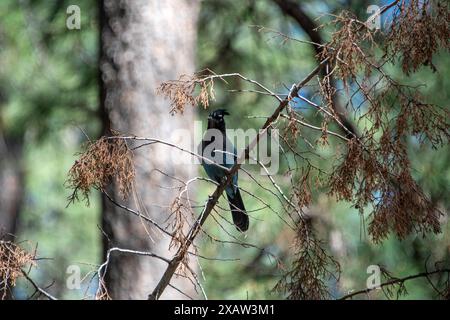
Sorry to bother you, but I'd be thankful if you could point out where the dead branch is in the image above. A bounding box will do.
[20,269,57,300]
[147,59,328,300]
[340,268,450,300]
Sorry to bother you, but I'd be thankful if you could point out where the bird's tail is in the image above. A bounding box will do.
[226,189,249,232]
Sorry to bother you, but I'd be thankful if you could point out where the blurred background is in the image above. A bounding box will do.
[0,0,448,299]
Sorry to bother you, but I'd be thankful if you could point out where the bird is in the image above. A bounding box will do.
[200,109,249,232]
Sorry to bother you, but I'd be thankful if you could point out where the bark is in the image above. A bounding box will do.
[0,133,24,242]
[99,0,199,299]
[0,131,24,299]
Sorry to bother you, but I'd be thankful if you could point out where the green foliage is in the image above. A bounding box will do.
[0,0,101,298]
[0,0,99,140]
[19,135,100,299]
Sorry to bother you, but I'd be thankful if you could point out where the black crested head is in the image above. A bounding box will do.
[207,109,230,132]
[209,109,230,119]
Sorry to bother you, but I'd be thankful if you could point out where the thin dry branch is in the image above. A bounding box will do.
[340,268,450,300]
[0,240,36,299]
[0,240,56,300]
[20,269,57,301]
[96,247,170,300]
[147,59,329,300]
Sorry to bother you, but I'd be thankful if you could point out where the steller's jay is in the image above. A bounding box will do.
[200,109,249,232]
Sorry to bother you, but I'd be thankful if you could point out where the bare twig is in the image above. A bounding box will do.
[96,247,170,299]
[147,59,328,300]
[21,269,57,300]
[340,268,450,300]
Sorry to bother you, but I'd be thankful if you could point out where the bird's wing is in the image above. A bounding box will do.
[223,136,239,194]
[200,133,239,196]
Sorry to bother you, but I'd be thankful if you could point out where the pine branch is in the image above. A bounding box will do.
[147,59,328,300]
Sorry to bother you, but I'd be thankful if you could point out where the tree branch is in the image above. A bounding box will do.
[21,269,57,300]
[273,0,324,55]
[273,0,359,138]
[340,268,450,300]
[147,59,328,300]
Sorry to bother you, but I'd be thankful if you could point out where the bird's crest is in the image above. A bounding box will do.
[209,109,230,119]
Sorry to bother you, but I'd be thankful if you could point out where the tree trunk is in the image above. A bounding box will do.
[0,133,24,300]
[99,0,199,299]
[0,134,24,242]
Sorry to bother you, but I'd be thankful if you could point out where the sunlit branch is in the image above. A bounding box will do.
[340,268,450,300]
